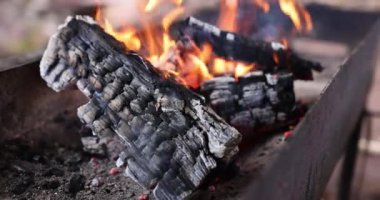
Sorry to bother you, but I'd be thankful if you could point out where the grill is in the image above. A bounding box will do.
[0,3,379,200]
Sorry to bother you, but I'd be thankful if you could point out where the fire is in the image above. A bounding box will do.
[144,0,160,12]
[218,0,239,31]
[252,0,270,13]
[145,0,183,12]
[145,0,184,12]
[278,0,313,32]
[249,0,313,33]
[172,0,183,6]
[235,64,255,78]
[94,0,313,88]
[95,7,141,51]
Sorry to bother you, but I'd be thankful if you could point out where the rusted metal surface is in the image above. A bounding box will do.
[0,51,42,73]
[244,20,380,200]
[0,59,86,146]
[338,112,363,200]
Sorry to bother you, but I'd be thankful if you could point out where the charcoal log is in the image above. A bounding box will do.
[176,17,323,80]
[200,71,296,130]
[39,16,241,200]
[80,136,107,156]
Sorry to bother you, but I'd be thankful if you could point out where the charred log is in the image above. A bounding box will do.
[200,71,296,131]
[80,136,107,156]
[39,16,241,200]
[175,17,323,80]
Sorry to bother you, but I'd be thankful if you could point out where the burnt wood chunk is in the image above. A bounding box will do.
[176,17,323,80]
[39,16,241,200]
[80,136,107,156]
[200,71,296,130]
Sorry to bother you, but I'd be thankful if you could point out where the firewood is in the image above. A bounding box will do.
[80,136,107,156]
[175,17,323,80]
[200,71,296,130]
[39,16,241,200]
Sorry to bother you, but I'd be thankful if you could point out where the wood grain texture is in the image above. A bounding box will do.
[39,16,241,200]
[175,17,323,80]
[200,71,296,130]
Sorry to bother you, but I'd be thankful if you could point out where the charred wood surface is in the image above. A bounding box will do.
[200,71,296,131]
[39,16,241,200]
[176,17,323,80]
[81,136,107,156]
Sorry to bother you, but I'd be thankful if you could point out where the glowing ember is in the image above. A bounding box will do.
[273,53,280,65]
[95,0,313,88]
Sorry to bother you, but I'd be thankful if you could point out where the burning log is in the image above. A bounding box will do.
[200,71,296,131]
[39,16,241,200]
[175,17,323,80]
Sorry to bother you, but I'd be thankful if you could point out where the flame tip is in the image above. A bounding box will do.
[95,0,313,88]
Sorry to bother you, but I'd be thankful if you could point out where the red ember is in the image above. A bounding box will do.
[284,131,292,139]
[109,167,120,176]
[138,194,149,200]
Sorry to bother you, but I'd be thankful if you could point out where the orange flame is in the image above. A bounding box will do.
[95,0,313,88]
[278,0,313,32]
[249,0,313,33]
[172,0,183,6]
[281,37,289,48]
[235,64,254,78]
[95,7,141,51]
[218,0,239,32]
[252,0,270,13]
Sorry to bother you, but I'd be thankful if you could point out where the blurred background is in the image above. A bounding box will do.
[0,0,379,199]
[0,0,378,58]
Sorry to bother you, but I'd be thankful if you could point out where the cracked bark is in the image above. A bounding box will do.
[174,17,323,80]
[200,71,296,130]
[39,16,241,200]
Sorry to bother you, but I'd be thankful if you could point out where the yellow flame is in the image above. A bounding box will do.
[199,43,213,64]
[279,0,313,32]
[145,0,160,12]
[162,7,184,31]
[188,54,213,80]
[95,0,313,88]
[96,8,141,51]
[235,64,254,78]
